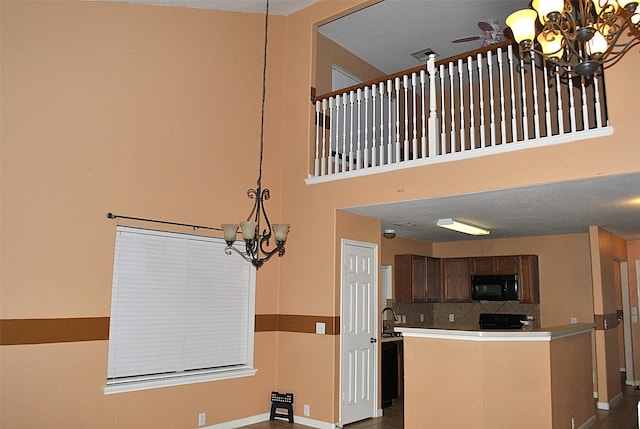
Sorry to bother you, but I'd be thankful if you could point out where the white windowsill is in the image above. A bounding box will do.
[104,367,258,395]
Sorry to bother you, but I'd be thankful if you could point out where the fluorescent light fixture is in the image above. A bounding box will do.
[436,218,490,236]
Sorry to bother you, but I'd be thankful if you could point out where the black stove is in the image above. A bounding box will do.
[479,313,527,330]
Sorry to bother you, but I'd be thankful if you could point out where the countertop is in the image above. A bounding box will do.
[395,323,594,342]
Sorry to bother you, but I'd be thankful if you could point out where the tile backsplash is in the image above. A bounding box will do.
[386,299,540,331]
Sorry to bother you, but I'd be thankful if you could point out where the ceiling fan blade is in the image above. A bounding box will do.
[452,35,482,43]
[478,21,493,32]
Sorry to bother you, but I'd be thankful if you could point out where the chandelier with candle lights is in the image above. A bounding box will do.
[506,0,640,76]
[221,0,289,269]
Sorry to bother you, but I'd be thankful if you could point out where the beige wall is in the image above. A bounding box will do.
[0,2,283,427]
[315,33,385,95]
[627,240,640,382]
[590,226,628,404]
[2,0,640,426]
[380,235,432,266]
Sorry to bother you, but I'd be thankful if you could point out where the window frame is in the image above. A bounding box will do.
[104,225,257,395]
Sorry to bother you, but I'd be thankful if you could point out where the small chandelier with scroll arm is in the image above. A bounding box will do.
[221,0,289,269]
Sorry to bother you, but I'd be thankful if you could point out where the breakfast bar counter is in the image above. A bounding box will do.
[395,324,595,429]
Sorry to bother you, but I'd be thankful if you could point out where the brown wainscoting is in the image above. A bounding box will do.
[594,313,620,330]
[0,317,110,345]
[255,314,340,335]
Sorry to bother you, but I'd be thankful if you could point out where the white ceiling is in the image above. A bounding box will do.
[345,173,640,242]
[318,0,525,74]
[97,0,640,243]
[98,0,320,15]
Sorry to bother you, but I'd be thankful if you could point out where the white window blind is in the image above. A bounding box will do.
[105,226,256,394]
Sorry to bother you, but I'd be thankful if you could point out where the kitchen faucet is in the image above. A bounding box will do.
[381,307,399,334]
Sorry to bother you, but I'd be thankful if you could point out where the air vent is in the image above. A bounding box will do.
[410,48,439,62]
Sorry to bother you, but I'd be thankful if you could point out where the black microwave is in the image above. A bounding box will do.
[471,274,519,301]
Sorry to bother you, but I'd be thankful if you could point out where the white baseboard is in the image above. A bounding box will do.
[205,413,336,429]
[597,391,624,410]
[577,415,596,429]
[206,413,270,428]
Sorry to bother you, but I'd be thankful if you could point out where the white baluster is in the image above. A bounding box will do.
[449,62,456,152]
[327,97,333,175]
[387,79,395,164]
[342,92,348,171]
[497,47,507,144]
[334,94,341,173]
[411,72,418,159]
[520,56,529,140]
[542,59,552,137]
[387,80,393,164]
[529,51,541,139]
[420,69,427,158]
[356,88,362,169]
[403,74,410,161]
[349,90,355,170]
[395,77,401,163]
[458,58,466,151]
[568,72,577,133]
[555,68,564,135]
[487,51,496,146]
[314,100,320,176]
[508,46,518,142]
[427,54,439,157]
[467,56,475,150]
[321,98,327,176]
[371,84,377,167]
[580,75,589,131]
[440,64,446,154]
[477,53,486,148]
[363,86,370,169]
[380,82,386,165]
[593,74,603,128]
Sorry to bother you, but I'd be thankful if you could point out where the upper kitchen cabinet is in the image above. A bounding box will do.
[443,258,471,302]
[470,256,518,275]
[426,256,442,302]
[394,255,441,303]
[518,255,540,304]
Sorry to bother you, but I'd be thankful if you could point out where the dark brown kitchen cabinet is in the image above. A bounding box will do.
[518,255,540,303]
[470,256,518,275]
[443,258,471,302]
[394,255,426,303]
[394,255,441,303]
[425,257,442,302]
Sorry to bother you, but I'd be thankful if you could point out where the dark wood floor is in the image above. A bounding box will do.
[243,386,640,428]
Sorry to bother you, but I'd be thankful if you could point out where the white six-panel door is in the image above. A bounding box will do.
[340,240,378,426]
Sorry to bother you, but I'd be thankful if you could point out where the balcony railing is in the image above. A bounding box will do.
[307,41,613,183]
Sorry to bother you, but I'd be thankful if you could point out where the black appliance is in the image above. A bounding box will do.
[471,274,519,301]
[381,341,398,408]
[479,313,527,330]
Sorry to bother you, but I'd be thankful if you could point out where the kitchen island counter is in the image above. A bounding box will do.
[396,323,593,340]
[396,324,595,428]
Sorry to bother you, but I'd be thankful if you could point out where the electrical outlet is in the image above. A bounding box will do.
[571,317,577,324]
[199,412,206,426]
[420,313,424,322]
[449,314,455,322]
[315,322,325,335]
[571,416,576,429]
[304,404,310,416]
